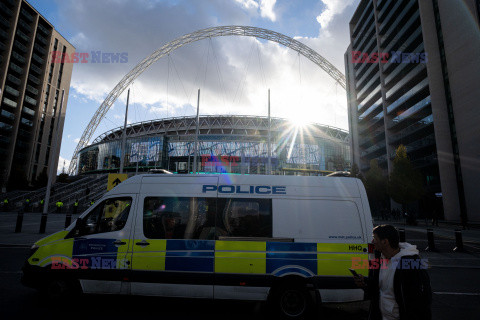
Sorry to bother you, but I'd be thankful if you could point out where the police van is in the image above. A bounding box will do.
[22,174,374,318]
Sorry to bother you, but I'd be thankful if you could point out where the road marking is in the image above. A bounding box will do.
[434,292,480,296]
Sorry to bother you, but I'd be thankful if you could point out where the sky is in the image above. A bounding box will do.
[26,0,361,174]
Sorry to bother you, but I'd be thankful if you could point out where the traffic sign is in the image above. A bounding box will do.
[107,174,128,191]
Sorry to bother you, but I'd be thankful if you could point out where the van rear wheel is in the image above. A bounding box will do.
[270,285,312,319]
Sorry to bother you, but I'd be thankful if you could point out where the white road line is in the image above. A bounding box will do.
[434,292,480,296]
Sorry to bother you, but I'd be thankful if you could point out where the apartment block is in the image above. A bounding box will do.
[345,0,480,222]
[0,0,75,189]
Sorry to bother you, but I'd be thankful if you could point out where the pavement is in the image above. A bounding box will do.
[0,211,81,247]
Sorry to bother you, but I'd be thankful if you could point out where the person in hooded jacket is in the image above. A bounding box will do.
[354,224,432,320]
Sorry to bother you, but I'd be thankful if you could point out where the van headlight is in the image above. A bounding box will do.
[29,244,39,257]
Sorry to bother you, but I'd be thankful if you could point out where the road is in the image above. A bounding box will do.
[1,244,479,319]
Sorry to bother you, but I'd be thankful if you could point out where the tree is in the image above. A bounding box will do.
[388,145,424,213]
[365,159,387,215]
[57,173,69,183]
[349,163,360,178]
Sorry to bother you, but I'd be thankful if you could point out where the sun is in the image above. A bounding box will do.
[287,113,311,128]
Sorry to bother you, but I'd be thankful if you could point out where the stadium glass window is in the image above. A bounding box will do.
[73,197,132,237]
[143,197,216,240]
[217,198,272,238]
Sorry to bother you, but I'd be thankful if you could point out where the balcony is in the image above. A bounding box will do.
[22,106,35,116]
[357,78,381,102]
[359,98,383,122]
[378,0,406,24]
[9,61,24,74]
[36,34,48,46]
[361,140,386,158]
[357,88,382,114]
[13,40,28,53]
[359,129,385,148]
[26,85,39,96]
[380,0,417,43]
[0,28,9,40]
[25,95,37,106]
[1,109,15,120]
[16,29,30,43]
[0,16,10,29]
[0,2,13,16]
[7,74,21,86]
[3,97,18,108]
[30,63,43,74]
[356,63,378,91]
[28,74,40,85]
[32,53,44,65]
[386,64,426,101]
[37,24,50,36]
[359,112,384,135]
[352,2,374,38]
[21,8,34,22]
[384,44,424,85]
[353,23,375,53]
[34,43,47,55]
[353,14,375,48]
[387,96,432,130]
[4,85,19,97]
[17,19,31,34]
[11,51,26,64]
[389,114,434,145]
[386,78,429,115]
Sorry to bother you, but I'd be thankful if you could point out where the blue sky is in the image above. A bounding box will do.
[26,0,360,173]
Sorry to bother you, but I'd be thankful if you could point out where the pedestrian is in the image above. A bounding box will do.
[55,201,63,213]
[3,197,9,211]
[432,209,439,227]
[24,198,31,212]
[73,199,79,214]
[353,225,432,320]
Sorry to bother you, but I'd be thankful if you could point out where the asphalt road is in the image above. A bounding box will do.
[1,245,479,320]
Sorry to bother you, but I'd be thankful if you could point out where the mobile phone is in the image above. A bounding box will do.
[349,268,359,277]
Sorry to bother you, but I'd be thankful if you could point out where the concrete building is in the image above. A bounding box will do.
[0,0,75,189]
[345,0,480,222]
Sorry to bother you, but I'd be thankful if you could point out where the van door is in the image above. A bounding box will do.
[69,195,135,294]
[129,176,218,298]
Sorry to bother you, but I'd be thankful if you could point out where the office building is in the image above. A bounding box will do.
[0,0,75,189]
[345,0,480,222]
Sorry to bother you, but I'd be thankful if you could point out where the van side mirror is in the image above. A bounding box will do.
[67,217,85,238]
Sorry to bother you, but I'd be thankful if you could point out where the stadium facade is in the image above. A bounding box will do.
[77,115,351,176]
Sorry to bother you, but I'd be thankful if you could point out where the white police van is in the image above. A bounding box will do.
[23,174,374,319]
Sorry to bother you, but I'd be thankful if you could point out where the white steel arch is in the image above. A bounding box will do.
[68,25,346,174]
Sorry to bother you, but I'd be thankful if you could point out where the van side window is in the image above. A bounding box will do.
[143,197,216,240]
[79,197,132,236]
[217,198,272,238]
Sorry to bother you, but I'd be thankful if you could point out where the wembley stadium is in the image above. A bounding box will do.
[77,115,350,175]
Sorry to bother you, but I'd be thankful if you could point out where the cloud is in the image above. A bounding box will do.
[260,0,277,21]
[316,0,356,30]
[56,0,361,164]
[74,138,80,143]
[234,0,277,21]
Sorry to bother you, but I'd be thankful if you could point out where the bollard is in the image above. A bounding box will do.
[39,213,47,234]
[14,210,24,233]
[453,229,464,252]
[425,228,436,251]
[399,228,406,242]
[65,213,72,228]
